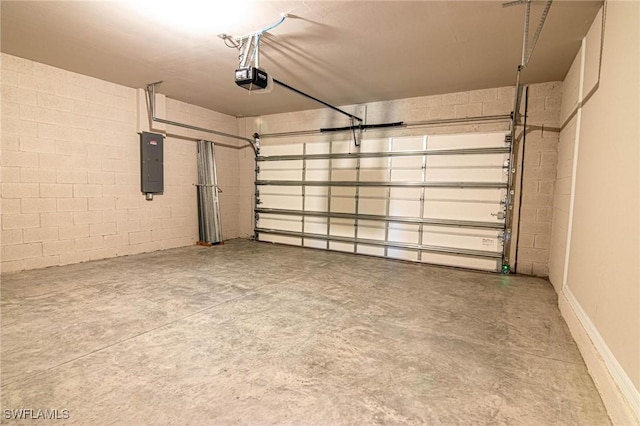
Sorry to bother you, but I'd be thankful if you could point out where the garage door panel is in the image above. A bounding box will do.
[259,169,303,181]
[420,252,498,271]
[388,223,419,243]
[423,200,501,222]
[260,234,301,246]
[303,238,327,249]
[306,187,329,197]
[390,187,421,199]
[258,215,302,232]
[357,221,386,240]
[261,194,303,210]
[331,140,354,154]
[306,169,330,181]
[361,187,388,198]
[425,167,506,182]
[361,138,390,153]
[260,160,302,171]
[332,187,356,197]
[329,241,354,252]
[389,199,421,217]
[424,187,505,202]
[330,219,355,238]
[392,156,423,168]
[427,154,507,168]
[391,168,423,182]
[360,157,388,168]
[256,133,509,272]
[260,144,304,156]
[331,197,356,213]
[261,185,302,196]
[360,169,388,182]
[357,245,385,256]
[306,142,330,155]
[332,169,357,181]
[428,132,506,150]
[359,198,387,215]
[422,229,502,252]
[388,248,418,261]
[305,195,329,211]
[304,217,328,234]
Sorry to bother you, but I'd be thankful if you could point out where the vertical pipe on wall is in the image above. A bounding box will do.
[513,85,530,272]
[253,133,260,241]
[562,38,586,290]
[210,143,223,243]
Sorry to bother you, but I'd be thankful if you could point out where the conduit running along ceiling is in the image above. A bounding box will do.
[0,1,602,117]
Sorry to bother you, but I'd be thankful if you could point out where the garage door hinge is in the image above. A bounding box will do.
[504,134,513,146]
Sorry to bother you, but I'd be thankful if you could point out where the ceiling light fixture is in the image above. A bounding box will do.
[127,0,248,34]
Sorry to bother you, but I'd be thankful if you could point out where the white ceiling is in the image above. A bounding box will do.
[1,1,601,117]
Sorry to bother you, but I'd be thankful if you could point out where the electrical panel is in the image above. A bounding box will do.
[140,132,164,194]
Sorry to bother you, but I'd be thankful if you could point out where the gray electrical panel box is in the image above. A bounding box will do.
[140,132,164,194]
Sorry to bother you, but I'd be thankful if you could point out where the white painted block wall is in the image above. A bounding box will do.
[0,53,240,273]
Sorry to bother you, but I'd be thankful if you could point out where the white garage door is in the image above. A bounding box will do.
[255,132,510,271]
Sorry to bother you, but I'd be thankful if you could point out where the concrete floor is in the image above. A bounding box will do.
[1,239,609,425]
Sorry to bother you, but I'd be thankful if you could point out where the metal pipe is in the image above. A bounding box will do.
[273,78,363,123]
[256,180,508,189]
[513,85,529,273]
[210,143,223,243]
[253,134,260,240]
[259,114,511,139]
[522,0,531,68]
[255,228,503,259]
[256,208,504,230]
[257,146,510,162]
[166,132,250,150]
[146,82,256,152]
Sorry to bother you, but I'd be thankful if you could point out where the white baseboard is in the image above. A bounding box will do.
[560,287,640,425]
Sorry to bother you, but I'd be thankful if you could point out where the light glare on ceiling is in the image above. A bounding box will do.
[128,0,248,33]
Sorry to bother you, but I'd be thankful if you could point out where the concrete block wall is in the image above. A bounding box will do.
[239,82,562,276]
[515,82,563,276]
[0,53,239,273]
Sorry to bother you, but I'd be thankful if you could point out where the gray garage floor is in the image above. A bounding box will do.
[1,239,609,425]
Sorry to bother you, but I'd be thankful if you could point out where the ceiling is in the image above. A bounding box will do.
[1,1,601,117]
